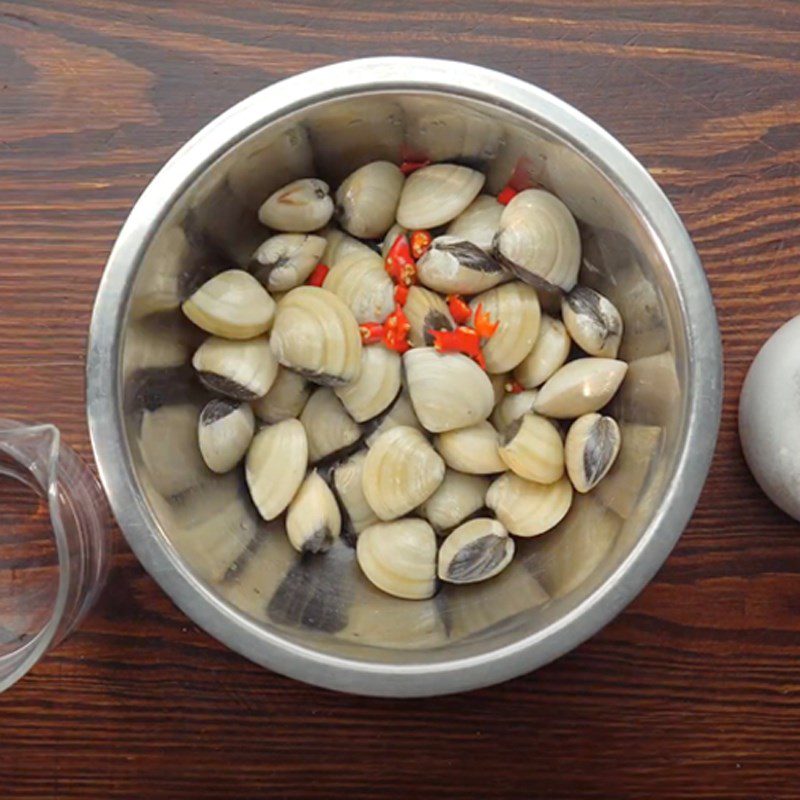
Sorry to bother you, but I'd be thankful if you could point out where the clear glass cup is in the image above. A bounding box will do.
[0,419,110,692]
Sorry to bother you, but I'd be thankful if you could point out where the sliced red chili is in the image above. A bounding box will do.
[497,184,518,206]
[504,379,525,394]
[306,262,329,287]
[394,283,409,306]
[359,322,384,345]
[400,159,431,175]
[473,303,499,339]
[409,229,432,260]
[446,294,472,325]
[429,326,486,370]
[382,304,411,353]
[385,233,418,287]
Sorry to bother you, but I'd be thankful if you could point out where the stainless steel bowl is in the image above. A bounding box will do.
[87,58,722,697]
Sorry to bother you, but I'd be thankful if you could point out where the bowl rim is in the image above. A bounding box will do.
[87,57,722,697]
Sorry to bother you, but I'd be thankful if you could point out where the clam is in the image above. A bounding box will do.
[435,420,506,475]
[335,160,405,239]
[250,233,327,292]
[513,314,571,388]
[469,282,541,374]
[445,194,504,252]
[286,470,342,553]
[362,426,445,520]
[322,227,377,267]
[332,450,379,538]
[438,518,514,585]
[192,335,278,400]
[489,373,508,406]
[419,469,489,532]
[491,389,538,432]
[181,269,275,340]
[363,390,423,446]
[534,358,628,419]
[564,413,621,493]
[486,472,573,537]
[197,399,255,474]
[251,367,310,423]
[245,418,308,520]
[299,387,362,463]
[269,286,362,386]
[396,163,485,229]
[356,518,437,600]
[381,223,406,258]
[322,249,394,324]
[498,412,564,484]
[403,347,494,433]
[258,178,334,232]
[416,235,505,295]
[334,345,401,422]
[493,189,581,292]
[562,286,623,358]
[404,285,454,348]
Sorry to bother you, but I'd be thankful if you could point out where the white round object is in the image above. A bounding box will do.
[739,315,800,521]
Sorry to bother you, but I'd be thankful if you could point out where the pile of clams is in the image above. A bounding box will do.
[181,158,628,601]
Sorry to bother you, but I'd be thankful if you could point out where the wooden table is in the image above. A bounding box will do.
[1,1,799,797]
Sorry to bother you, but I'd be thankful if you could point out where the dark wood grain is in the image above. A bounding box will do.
[1,1,799,797]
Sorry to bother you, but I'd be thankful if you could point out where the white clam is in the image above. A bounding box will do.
[446,194,504,252]
[435,420,506,475]
[491,389,539,432]
[381,223,406,258]
[562,286,623,358]
[564,413,621,493]
[270,286,362,386]
[335,160,405,239]
[403,347,495,433]
[438,518,514,585]
[258,178,334,232]
[322,249,394,324]
[321,227,377,267]
[197,398,255,474]
[181,270,275,340]
[493,189,581,292]
[334,345,401,422]
[498,412,564,484]
[469,282,541,374]
[251,367,310,423]
[486,472,573,537]
[332,450,380,538]
[363,390,423,446]
[299,387,362,463]
[419,470,490,533]
[245,419,308,520]
[362,426,445,520]
[356,519,437,600]
[534,358,628,419]
[416,235,505,295]
[286,470,342,553]
[396,163,485,229]
[192,335,278,400]
[513,314,571,389]
[250,233,326,292]
[403,285,454,348]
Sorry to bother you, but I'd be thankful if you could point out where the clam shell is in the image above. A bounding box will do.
[258,178,334,232]
[381,223,406,258]
[362,426,445,520]
[486,472,573,537]
[251,367,310,423]
[286,470,342,554]
[438,518,514,584]
[403,347,494,433]
[534,358,628,419]
[513,314,571,389]
[416,235,505,295]
[404,285,454,348]
[335,160,405,239]
[363,390,423,446]
[562,286,623,358]
[356,518,437,600]
[396,163,485,229]
[491,389,539,432]
[435,420,506,475]
[322,249,394,324]
[332,450,380,538]
[321,227,377,267]
[192,335,278,400]
[564,413,621,493]
[419,469,490,533]
[245,418,308,521]
[498,412,564,484]
[270,286,362,386]
[334,345,401,423]
[469,282,541,374]
[250,233,326,292]
[198,399,255,474]
[445,194,504,252]
[182,269,275,340]
[299,387,362,464]
[493,189,581,292]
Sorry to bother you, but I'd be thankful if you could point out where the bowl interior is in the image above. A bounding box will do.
[119,90,685,668]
